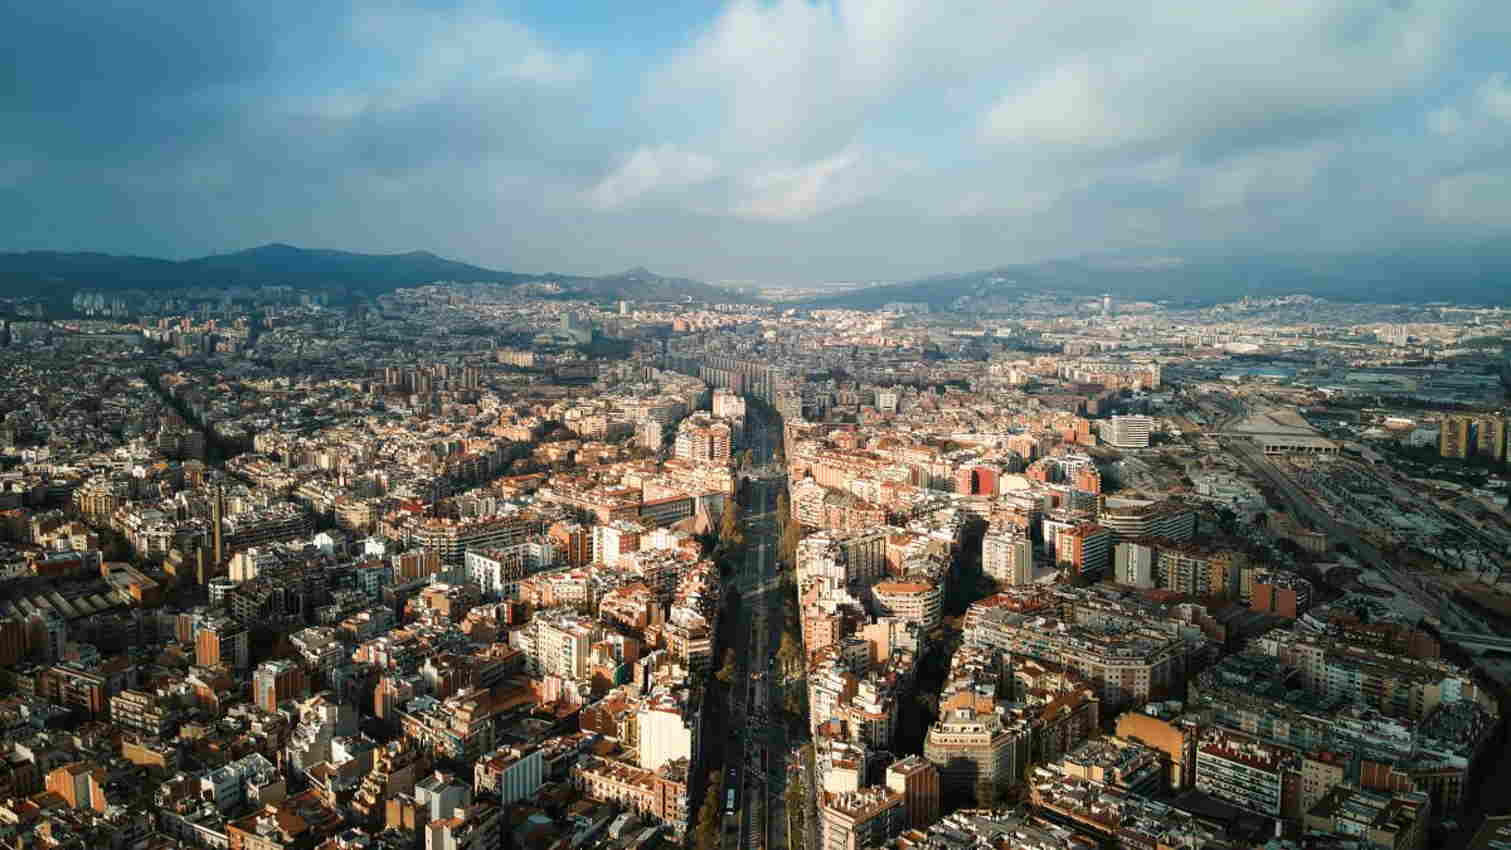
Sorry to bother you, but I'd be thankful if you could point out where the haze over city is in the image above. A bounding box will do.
[4,1,1511,283]
[3,5,1511,850]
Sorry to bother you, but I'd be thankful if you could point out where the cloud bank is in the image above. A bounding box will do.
[3,0,1509,282]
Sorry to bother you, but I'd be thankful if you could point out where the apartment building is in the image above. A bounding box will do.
[1153,540,1249,598]
[571,756,690,833]
[673,415,732,464]
[592,521,643,567]
[637,692,698,771]
[110,689,177,738]
[884,756,940,830]
[410,511,546,566]
[1254,630,1498,722]
[871,580,942,633]
[464,542,560,600]
[512,609,603,680]
[1194,728,1302,819]
[1045,736,1164,796]
[966,608,1191,711]
[923,706,1032,801]
[1250,572,1314,618]
[1096,500,1197,542]
[982,530,1033,586]
[1101,415,1154,449]
[797,528,888,588]
[1304,786,1429,850]
[1054,524,1112,580]
[474,745,543,806]
[819,786,905,850]
[1113,541,1155,589]
[1439,415,1470,459]
[1115,709,1201,791]
[424,802,501,850]
[253,659,310,712]
[196,616,249,670]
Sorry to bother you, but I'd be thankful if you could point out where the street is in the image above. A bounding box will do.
[721,403,788,850]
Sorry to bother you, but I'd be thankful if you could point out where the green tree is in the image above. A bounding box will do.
[782,682,808,735]
[719,503,743,549]
[695,775,723,850]
[779,519,802,567]
[776,632,801,675]
[783,772,807,850]
[716,648,738,684]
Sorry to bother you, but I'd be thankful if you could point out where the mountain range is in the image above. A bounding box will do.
[2,241,1508,310]
[0,244,749,304]
[806,240,1511,310]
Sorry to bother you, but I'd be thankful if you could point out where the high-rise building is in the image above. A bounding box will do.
[1475,415,1507,463]
[591,521,643,567]
[1439,415,1472,460]
[1055,524,1113,580]
[1115,710,1200,791]
[884,756,940,829]
[1114,541,1155,589]
[253,659,310,712]
[954,465,1000,497]
[712,389,747,422]
[211,485,225,570]
[195,616,248,670]
[1102,415,1154,449]
[923,706,1031,802]
[982,530,1033,586]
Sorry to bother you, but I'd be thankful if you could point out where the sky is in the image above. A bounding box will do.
[3,0,1510,284]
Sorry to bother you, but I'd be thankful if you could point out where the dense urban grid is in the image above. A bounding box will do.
[2,281,1511,850]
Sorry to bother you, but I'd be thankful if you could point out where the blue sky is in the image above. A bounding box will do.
[3,0,1510,284]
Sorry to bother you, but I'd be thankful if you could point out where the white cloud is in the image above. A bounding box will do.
[1477,72,1511,121]
[618,0,1487,245]
[980,1,1463,155]
[1428,171,1511,228]
[1428,107,1465,136]
[1192,145,1335,210]
[341,8,590,114]
[732,147,903,220]
[586,147,720,211]
[979,62,1125,148]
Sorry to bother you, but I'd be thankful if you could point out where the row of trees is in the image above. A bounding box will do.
[773,488,810,737]
[782,745,812,850]
[693,771,723,850]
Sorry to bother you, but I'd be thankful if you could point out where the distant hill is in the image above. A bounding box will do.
[0,244,752,304]
[572,266,745,303]
[806,242,1511,310]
